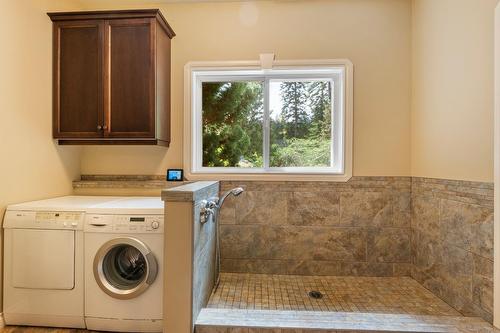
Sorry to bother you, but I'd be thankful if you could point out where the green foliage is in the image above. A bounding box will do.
[308,81,332,139]
[270,81,332,167]
[202,79,333,168]
[279,82,309,138]
[271,138,331,167]
[202,82,263,167]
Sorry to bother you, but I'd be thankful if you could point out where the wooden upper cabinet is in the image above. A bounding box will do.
[105,19,155,138]
[48,10,175,146]
[54,20,104,138]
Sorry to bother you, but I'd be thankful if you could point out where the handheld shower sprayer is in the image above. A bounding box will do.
[200,187,244,223]
[199,187,244,291]
[217,187,244,208]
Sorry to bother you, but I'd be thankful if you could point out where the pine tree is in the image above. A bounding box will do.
[202,82,263,167]
[280,82,309,138]
[308,81,332,139]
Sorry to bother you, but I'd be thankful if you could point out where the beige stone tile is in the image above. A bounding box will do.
[196,306,498,333]
[473,273,493,315]
[221,259,288,275]
[285,227,367,261]
[339,262,393,277]
[393,263,412,276]
[472,254,494,316]
[367,227,411,263]
[440,244,473,289]
[287,191,339,226]
[412,230,443,279]
[221,225,367,262]
[411,195,439,236]
[340,191,392,227]
[220,225,285,259]
[392,192,411,228]
[236,191,287,225]
[219,194,236,225]
[473,254,493,278]
[286,260,342,276]
[440,199,477,250]
[471,209,494,260]
[208,273,459,316]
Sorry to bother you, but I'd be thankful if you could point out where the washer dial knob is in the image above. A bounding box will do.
[151,221,160,229]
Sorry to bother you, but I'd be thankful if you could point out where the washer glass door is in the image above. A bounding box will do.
[94,237,158,299]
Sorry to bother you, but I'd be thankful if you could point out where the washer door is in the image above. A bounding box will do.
[93,237,158,300]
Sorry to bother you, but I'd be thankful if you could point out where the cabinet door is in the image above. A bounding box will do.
[104,18,156,138]
[54,20,104,138]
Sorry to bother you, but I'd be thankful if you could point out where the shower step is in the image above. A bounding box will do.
[195,308,498,333]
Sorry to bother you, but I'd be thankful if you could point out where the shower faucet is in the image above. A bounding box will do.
[200,187,244,224]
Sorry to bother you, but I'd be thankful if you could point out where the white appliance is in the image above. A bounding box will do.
[3,196,120,328]
[84,197,164,333]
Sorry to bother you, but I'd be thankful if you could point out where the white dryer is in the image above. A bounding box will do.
[3,196,119,328]
[84,197,164,332]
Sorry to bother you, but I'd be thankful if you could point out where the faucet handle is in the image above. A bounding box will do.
[200,200,216,224]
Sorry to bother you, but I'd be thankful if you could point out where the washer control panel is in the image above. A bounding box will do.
[3,210,84,230]
[85,214,164,233]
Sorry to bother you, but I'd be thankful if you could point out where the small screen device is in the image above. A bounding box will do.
[167,169,184,181]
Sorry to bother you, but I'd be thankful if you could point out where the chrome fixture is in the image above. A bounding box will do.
[199,201,214,224]
[217,187,244,209]
[200,187,244,224]
[199,187,244,291]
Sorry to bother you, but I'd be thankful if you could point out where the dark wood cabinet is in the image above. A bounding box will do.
[48,10,175,146]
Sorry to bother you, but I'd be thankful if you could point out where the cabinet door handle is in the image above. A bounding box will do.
[97,125,102,130]
[102,125,108,130]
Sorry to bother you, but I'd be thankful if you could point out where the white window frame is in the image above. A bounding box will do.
[184,58,353,182]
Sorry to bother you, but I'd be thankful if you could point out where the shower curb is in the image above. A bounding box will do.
[195,308,498,332]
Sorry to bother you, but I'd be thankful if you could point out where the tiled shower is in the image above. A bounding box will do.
[193,176,494,332]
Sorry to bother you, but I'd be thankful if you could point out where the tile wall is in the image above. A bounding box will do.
[218,176,494,323]
[411,177,493,322]
[219,177,412,277]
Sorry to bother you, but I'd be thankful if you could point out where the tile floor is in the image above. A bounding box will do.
[207,273,461,316]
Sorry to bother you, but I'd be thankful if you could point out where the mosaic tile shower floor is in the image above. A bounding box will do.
[207,273,461,316]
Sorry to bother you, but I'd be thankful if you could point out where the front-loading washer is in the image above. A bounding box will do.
[84,197,164,332]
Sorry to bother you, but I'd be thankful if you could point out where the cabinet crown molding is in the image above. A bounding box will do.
[47,9,175,39]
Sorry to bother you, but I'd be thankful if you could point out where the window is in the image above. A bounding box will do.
[185,59,353,181]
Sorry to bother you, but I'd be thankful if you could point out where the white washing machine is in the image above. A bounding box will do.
[3,196,120,328]
[84,197,164,333]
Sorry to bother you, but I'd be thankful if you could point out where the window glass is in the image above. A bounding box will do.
[269,79,332,167]
[202,81,264,168]
[191,65,349,176]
